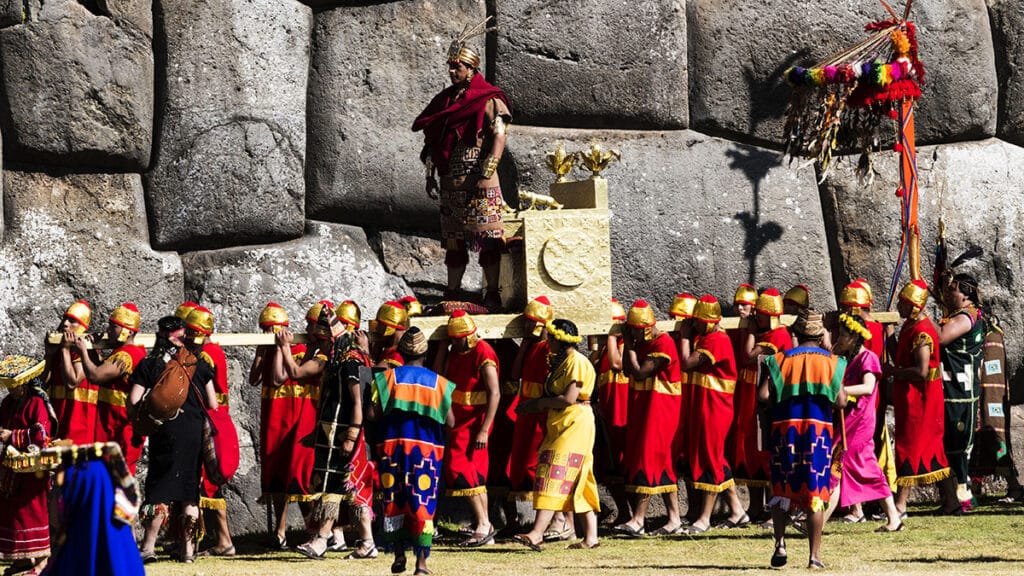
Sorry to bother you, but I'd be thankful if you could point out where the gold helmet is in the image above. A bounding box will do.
[306,300,334,324]
[185,306,215,336]
[839,282,871,312]
[783,284,810,309]
[627,299,656,341]
[756,288,784,330]
[374,301,410,337]
[610,298,627,323]
[854,278,874,305]
[447,309,477,339]
[399,296,423,318]
[524,295,554,324]
[259,302,289,332]
[734,284,757,307]
[693,295,722,324]
[174,301,198,321]
[335,300,361,331]
[669,293,698,319]
[109,302,141,332]
[64,300,92,333]
[898,279,929,311]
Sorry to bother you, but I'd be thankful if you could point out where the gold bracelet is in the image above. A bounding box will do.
[481,156,500,179]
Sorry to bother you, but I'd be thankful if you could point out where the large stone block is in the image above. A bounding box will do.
[146,0,310,250]
[0,0,153,170]
[821,138,1024,391]
[990,0,1024,145]
[180,220,409,534]
[689,0,997,147]
[492,0,687,129]
[0,170,183,357]
[369,230,482,303]
[306,0,485,231]
[505,127,834,315]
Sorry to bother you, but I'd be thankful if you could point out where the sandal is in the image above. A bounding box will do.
[716,513,751,529]
[651,523,685,536]
[326,534,347,552]
[140,549,157,563]
[345,540,379,559]
[840,514,865,524]
[874,522,905,533]
[414,569,433,575]
[770,542,787,568]
[294,537,328,560]
[567,541,600,549]
[458,528,496,548]
[681,524,708,535]
[612,523,646,538]
[542,522,575,542]
[808,559,826,570]
[391,554,408,574]
[269,534,288,550]
[512,534,543,552]
[198,545,236,557]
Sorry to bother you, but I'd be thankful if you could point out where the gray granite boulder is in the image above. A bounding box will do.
[989,0,1024,145]
[0,170,183,357]
[505,126,834,314]
[0,0,153,170]
[492,0,687,129]
[146,0,310,250]
[821,138,1024,390]
[689,0,997,147]
[180,220,410,534]
[305,0,485,231]
[369,230,482,303]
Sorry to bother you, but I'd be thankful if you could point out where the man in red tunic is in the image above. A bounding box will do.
[436,311,500,546]
[0,373,56,575]
[506,296,552,505]
[732,288,792,516]
[250,302,316,549]
[76,302,146,473]
[887,279,956,515]
[412,21,511,309]
[47,299,99,444]
[679,295,748,533]
[372,301,409,368]
[593,298,631,524]
[614,300,683,537]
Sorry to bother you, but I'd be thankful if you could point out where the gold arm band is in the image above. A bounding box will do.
[492,115,507,136]
[425,157,435,178]
[481,156,500,179]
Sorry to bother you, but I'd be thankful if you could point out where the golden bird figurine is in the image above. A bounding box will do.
[545,142,576,183]
[575,141,621,179]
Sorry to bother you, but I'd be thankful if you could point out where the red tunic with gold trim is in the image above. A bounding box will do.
[624,333,682,494]
[506,340,548,499]
[259,343,318,502]
[200,343,239,506]
[443,339,499,496]
[379,347,405,368]
[48,349,99,444]
[95,343,146,473]
[0,392,53,561]
[893,316,951,485]
[596,340,629,479]
[865,320,885,362]
[684,330,738,492]
[730,326,790,486]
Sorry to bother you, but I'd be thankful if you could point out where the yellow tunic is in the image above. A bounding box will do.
[533,350,601,513]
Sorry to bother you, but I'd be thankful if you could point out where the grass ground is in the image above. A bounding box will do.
[140,502,1024,576]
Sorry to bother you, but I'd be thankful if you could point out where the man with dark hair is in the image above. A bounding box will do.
[413,19,511,309]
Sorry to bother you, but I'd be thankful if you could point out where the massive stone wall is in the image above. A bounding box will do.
[0,0,1022,535]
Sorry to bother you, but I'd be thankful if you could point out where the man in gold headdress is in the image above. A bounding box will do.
[76,302,146,472]
[412,18,511,310]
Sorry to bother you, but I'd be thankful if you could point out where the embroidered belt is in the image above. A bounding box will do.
[97,387,127,408]
[50,386,99,404]
[688,372,737,394]
[451,390,488,406]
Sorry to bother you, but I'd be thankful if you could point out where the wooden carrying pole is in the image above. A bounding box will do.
[46,311,900,349]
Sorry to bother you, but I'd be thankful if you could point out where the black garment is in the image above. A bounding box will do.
[310,346,369,496]
[132,348,214,505]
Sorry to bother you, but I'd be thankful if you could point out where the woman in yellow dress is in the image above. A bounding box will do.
[514,319,601,550]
